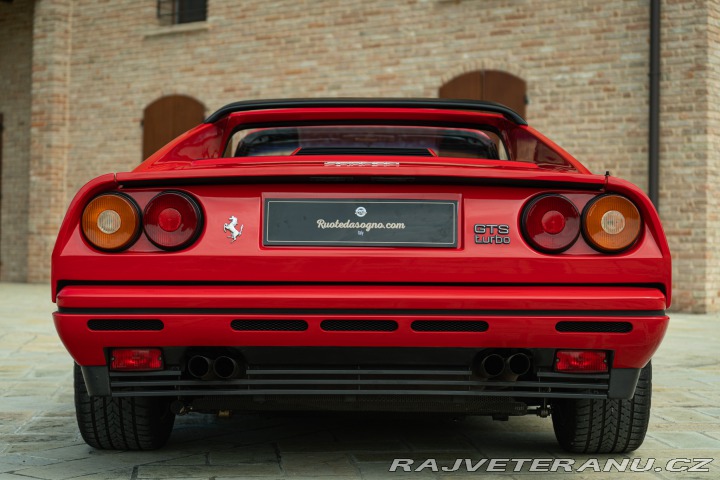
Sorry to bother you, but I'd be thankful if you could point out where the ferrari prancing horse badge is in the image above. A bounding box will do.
[223,216,243,243]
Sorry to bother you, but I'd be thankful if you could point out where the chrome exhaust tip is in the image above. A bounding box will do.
[475,353,505,378]
[496,353,532,382]
[213,356,243,379]
[187,355,214,380]
[506,353,531,376]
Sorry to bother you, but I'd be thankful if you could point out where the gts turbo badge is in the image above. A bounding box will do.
[223,216,244,243]
[474,224,510,245]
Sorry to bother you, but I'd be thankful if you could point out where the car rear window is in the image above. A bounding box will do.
[224,126,509,160]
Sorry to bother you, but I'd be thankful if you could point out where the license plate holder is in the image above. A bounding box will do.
[263,198,458,248]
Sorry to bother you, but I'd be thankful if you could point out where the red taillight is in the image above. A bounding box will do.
[522,194,580,253]
[555,350,608,373]
[110,348,163,371]
[143,191,202,250]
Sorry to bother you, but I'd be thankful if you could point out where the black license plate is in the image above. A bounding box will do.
[264,198,458,247]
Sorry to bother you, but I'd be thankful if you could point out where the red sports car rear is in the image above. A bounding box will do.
[52,99,670,452]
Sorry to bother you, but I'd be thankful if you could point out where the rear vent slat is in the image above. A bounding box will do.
[231,320,308,331]
[88,320,164,331]
[296,147,433,156]
[321,320,398,332]
[555,321,633,333]
[411,321,489,332]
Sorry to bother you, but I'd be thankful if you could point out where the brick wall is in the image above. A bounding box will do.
[707,0,720,313]
[0,0,33,282]
[658,0,717,312]
[63,1,656,194]
[27,0,72,282]
[3,0,717,311]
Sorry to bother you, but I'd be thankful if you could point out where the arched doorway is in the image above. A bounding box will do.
[439,70,527,118]
[142,95,205,160]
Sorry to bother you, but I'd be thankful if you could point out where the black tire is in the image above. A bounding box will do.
[551,361,651,453]
[74,364,175,450]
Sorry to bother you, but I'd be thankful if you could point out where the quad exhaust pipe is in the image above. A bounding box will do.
[476,353,505,379]
[502,353,531,381]
[187,355,244,380]
[187,355,214,380]
[213,356,242,379]
[474,353,531,381]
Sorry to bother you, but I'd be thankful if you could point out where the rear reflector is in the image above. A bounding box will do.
[554,350,608,373]
[110,348,163,371]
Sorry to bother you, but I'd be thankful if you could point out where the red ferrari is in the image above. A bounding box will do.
[52,99,670,452]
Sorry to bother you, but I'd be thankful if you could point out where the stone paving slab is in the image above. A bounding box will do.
[0,282,718,479]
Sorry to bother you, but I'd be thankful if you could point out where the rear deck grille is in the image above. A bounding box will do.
[296,147,433,156]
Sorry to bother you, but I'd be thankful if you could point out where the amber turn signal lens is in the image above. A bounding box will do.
[583,195,641,252]
[81,193,141,251]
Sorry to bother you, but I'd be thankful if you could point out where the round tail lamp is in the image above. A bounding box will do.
[81,193,141,251]
[583,195,641,252]
[143,191,202,250]
[522,194,580,253]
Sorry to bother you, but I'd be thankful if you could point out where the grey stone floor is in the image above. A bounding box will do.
[0,282,718,479]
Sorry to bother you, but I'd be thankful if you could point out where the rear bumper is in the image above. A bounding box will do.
[55,284,668,370]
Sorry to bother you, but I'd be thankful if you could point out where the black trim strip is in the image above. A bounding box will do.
[56,280,667,290]
[243,368,472,375]
[59,307,666,317]
[111,389,607,400]
[537,371,609,380]
[204,98,528,125]
[110,370,181,377]
[116,175,605,191]
[110,379,608,389]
